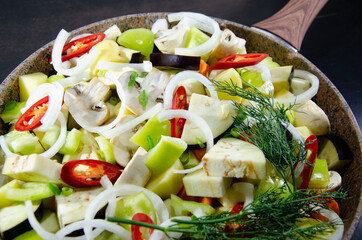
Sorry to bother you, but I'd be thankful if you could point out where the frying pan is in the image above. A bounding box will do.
[0,0,360,239]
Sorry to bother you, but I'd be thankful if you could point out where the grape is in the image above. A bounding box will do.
[117,28,154,57]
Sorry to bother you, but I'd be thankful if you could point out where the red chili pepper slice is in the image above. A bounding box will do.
[171,86,187,138]
[14,96,49,131]
[230,202,245,215]
[131,213,155,240]
[298,135,318,189]
[51,33,105,63]
[209,53,269,70]
[60,159,122,188]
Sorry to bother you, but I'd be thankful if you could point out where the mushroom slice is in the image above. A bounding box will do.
[64,77,110,126]
[208,29,240,65]
[327,171,342,192]
[110,115,143,167]
[119,68,170,115]
[154,22,190,54]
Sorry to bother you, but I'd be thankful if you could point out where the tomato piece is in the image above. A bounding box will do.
[50,33,105,63]
[209,53,269,70]
[14,96,49,131]
[131,213,154,240]
[60,159,122,188]
[298,135,318,189]
[170,86,187,138]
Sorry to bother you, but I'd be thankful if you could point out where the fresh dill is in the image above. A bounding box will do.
[108,189,345,239]
[107,78,347,239]
[212,79,307,191]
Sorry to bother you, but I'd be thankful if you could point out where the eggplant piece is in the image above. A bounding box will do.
[130,52,144,63]
[317,135,353,171]
[150,53,200,70]
[0,202,42,239]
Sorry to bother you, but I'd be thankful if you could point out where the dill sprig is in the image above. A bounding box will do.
[108,189,345,239]
[212,79,307,190]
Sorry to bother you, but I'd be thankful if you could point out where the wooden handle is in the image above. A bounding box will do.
[252,0,328,51]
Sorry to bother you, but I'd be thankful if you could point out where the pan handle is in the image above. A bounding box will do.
[252,0,328,51]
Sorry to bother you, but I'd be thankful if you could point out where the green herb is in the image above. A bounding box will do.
[139,90,148,108]
[4,101,18,111]
[47,183,61,195]
[108,188,345,239]
[195,137,205,148]
[147,135,155,150]
[180,150,191,166]
[61,187,74,196]
[128,71,138,88]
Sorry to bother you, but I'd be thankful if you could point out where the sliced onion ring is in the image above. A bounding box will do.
[40,113,67,158]
[69,72,127,134]
[96,61,153,73]
[275,69,319,107]
[83,184,169,239]
[0,113,66,158]
[56,219,131,240]
[168,12,221,56]
[22,82,64,132]
[52,29,100,77]
[163,71,218,109]
[157,109,214,174]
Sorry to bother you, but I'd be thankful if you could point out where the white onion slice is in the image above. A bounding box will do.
[157,109,214,174]
[151,18,168,34]
[40,113,67,158]
[25,200,57,240]
[83,184,169,239]
[37,82,64,132]
[168,12,221,56]
[275,69,319,106]
[102,103,163,139]
[69,72,126,134]
[96,61,153,73]
[193,208,207,218]
[56,219,131,240]
[149,216,191,240]
[100,175,113,189]
[21,82,64,132]
[163,71,218,109]
[0,135,19,157]
[52,29,100,77]
[0,113,66,158]
[57,75,90,88]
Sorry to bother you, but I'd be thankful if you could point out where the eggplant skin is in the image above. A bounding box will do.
[1,207,42,240]
[150,53,200,70]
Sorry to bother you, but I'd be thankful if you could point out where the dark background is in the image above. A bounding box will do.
[0,0,361,238]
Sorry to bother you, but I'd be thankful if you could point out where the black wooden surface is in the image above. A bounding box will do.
[0,0,361,238]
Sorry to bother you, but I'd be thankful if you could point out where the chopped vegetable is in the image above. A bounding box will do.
[56,33,105,62]
[210,53,268,70]
[60,159,122,188]
[171,86,187,138]
[14,96,48,131]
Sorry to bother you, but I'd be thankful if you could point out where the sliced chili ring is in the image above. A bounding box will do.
[131,213,155,240]
[210,53,269,70]
[171,86,187,138]
[50,33,105,63]
[298,135,318,189]
[14,96,49,131]
[60,159,122,188]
